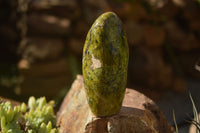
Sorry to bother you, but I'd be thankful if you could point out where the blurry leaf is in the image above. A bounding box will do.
[195,58,200,72]
[189,93,200,133]
[173,110,179,133]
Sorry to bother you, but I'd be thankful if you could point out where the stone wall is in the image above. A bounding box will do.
[1,0,200,100]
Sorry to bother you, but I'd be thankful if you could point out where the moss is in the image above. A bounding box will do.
[82,12,129,117]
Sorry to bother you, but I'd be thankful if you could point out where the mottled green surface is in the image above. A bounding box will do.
[82,12,129,117]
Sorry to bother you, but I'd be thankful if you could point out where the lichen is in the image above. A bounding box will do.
[0,97,59,133]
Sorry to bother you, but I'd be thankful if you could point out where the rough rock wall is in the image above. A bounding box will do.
[1,0,200,99]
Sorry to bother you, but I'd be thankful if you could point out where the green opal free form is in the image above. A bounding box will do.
[82,12,129,117]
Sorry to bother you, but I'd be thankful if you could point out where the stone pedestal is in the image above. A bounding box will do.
[57,75,172,133]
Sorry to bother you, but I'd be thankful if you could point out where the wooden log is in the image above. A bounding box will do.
[57,75,172,133]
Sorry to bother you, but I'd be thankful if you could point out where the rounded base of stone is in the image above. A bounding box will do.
[91,108,121,117]
[88,101,122,117]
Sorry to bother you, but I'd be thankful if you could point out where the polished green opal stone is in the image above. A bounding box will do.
[82,12,129,117]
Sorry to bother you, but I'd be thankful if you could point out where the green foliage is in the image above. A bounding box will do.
[0,101,24,133]
[0,97,59,133]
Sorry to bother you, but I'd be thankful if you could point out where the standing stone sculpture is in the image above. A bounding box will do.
[82,12,129,117]
[57,12,172,133]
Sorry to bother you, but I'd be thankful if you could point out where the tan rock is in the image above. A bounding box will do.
[172,0,185,6]
[57,75,172,133]
[30,0,78,9]
[0,97,20,106]
[28,14,71,35]
[146,0,168,8]
[20,37,65,63]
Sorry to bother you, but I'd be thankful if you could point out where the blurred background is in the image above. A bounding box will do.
[0,0,200,132]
